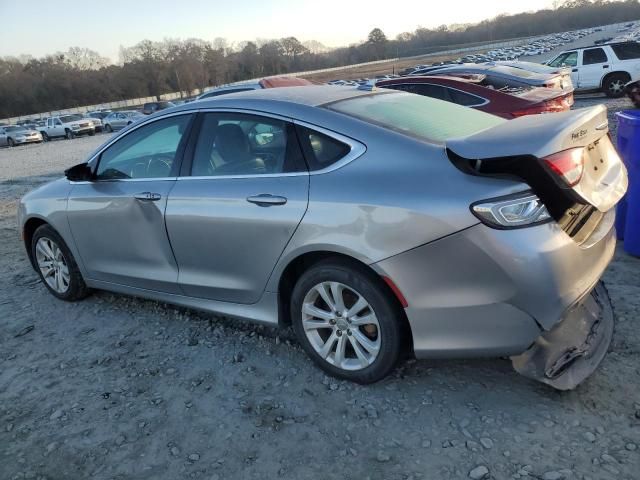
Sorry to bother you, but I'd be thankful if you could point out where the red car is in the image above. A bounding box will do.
[376,76,574,119]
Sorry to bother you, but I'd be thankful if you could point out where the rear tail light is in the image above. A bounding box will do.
[471,192,551,229]
[543,148,585,186]
[511,96,571,117]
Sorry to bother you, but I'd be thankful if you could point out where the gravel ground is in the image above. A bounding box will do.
[1,99,639,480]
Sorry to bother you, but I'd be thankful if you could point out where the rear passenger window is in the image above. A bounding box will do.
[296,126,351,171]
[611,42,640,60]
[583,48,608,65]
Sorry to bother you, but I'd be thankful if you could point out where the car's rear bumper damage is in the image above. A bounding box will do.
[373,212,617,389]
[511,281,613,390]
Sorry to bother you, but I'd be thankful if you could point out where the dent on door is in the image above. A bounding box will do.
[67,180,182,293]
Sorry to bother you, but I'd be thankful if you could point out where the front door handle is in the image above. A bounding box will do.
[572,68,578,72]
[246,194,287,206]
[134,192,162,201]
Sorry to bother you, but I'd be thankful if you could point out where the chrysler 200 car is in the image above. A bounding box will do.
[19,86,627,389]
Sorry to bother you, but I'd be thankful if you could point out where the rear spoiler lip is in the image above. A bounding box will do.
[446,104,608,161]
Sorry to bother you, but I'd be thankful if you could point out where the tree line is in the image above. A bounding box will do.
[1,0,639,118]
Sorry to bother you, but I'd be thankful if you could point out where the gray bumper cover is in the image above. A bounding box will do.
[511,282,613,390]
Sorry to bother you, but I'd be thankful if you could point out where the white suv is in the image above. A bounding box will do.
[546,41,640,97]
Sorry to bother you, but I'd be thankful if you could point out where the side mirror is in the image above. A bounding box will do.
[65,162,93,182]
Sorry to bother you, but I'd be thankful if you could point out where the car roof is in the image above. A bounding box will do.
[379,75,479,85]
[188,85,386,109]
[259,76,315,88]
[557,40,638,52]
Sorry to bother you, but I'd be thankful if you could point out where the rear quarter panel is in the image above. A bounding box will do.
[266,116,529,292]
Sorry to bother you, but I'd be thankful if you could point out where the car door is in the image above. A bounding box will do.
[548,51,578,86]
[165,111,309,304]
[579,47,610,89]
[66,112,195,293]
[111,113,123,129]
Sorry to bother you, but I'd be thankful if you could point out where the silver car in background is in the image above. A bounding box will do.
[0,125,43,147]
[103,110,144,132]
[19,86,627,389]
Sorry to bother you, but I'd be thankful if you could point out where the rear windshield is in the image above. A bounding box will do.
[326,91,504,144]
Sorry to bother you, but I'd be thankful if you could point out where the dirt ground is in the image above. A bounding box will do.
[1,98,639,480]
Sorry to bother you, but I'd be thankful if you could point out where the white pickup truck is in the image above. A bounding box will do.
[39,114,95,141]
[545,41,640,97]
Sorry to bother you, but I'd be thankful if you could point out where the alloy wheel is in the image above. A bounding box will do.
[609,80,624,95]
[302,281,381,371]
[35,237,70,294]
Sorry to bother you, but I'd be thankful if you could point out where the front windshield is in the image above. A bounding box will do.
[327,91,504,144]
[60,115,83,123]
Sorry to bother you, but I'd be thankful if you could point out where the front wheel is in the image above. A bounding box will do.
[7,138,14,147]
[31,224,90,301]
[105,124,113,133]
[291,259,404,383]
[41,132,49,142]
[603,73,630,98]
[65,129,75,140]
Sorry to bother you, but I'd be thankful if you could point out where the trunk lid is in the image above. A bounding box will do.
[447,105,627,213]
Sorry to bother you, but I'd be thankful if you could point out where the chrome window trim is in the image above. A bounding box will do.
[382,81,489,107]
[78,107,366,183]
[173,108,366,181]
[69,177,177,185]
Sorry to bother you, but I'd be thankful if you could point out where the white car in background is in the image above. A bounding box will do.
[545,41,640,97]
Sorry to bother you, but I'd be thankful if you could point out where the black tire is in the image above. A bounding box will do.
[88,130,95,136]
[31,224,90,302]
[105,124,113,133]
[603,73,630,98]
[7,137,14,147]
[65,129,75,140]
[291,259,404,384]
[41,131,49,142]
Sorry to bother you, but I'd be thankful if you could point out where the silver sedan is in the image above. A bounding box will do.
[19,86,627,389]
[103,110,144,132]
[0,126,43,147]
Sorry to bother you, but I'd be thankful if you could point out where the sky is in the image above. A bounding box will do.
[0,0,555,62]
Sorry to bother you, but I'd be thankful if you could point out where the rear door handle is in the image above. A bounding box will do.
[134,192,162,201]
[246,194,287,206]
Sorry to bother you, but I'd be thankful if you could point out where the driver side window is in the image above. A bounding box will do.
[96,114,192,180]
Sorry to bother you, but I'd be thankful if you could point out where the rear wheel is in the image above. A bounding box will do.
[603,73,630,98]
[291,259,404,383]
[31,224,89,301]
